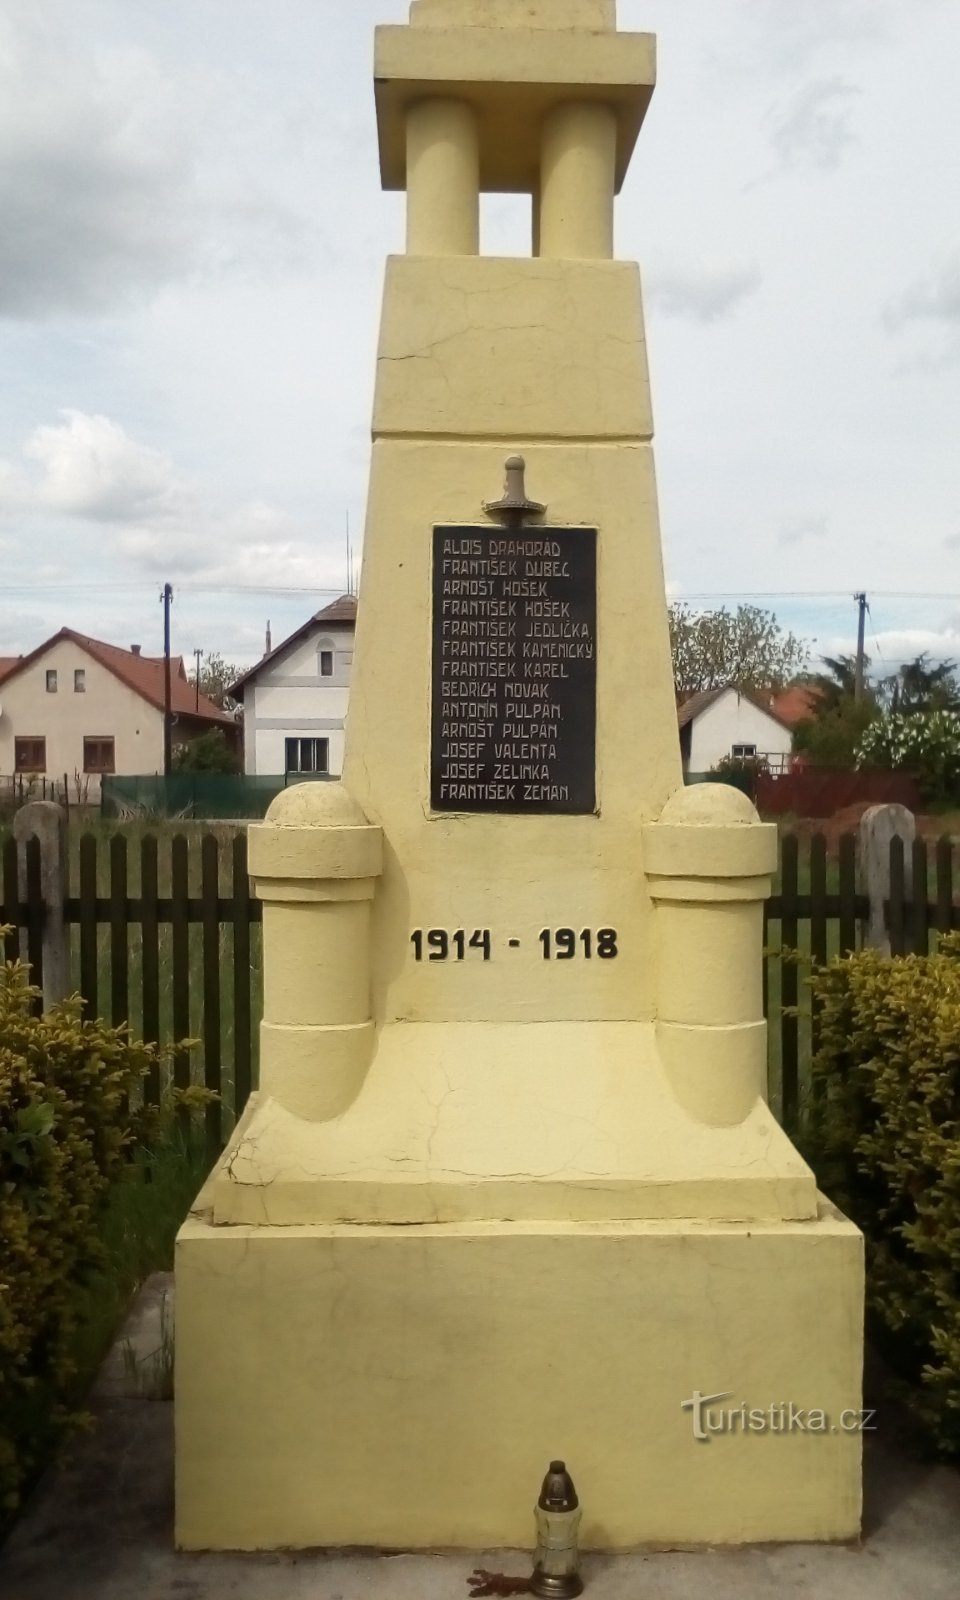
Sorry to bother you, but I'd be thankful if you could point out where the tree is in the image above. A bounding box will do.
[884,653,960,716]
[803,654,867,716]
[792,654,880,767]
[173,729,240,775]
[189,652,244,715]
[669,604,808,698]
[793,697,877,768]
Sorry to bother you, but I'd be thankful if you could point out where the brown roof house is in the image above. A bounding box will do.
[677,685,794,774]
[229,596,357,778]
[0,628,235,799]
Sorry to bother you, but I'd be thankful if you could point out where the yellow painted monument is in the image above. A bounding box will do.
[176,0,864,1551]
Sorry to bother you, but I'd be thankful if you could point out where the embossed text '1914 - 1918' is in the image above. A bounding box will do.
[431,525,597,814]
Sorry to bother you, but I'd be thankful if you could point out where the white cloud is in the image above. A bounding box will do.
[16,411,182,522]
[645,264,761,325]
[0,8,317,320]
[698,0,890,93]
[778,515,829,547]
[823,627,960,669]
[886,253,960,331]
[768,77,861,172]
[0,605,37,658]
[0,407,345,595]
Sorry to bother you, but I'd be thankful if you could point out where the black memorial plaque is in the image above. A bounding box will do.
[431,525,597,813]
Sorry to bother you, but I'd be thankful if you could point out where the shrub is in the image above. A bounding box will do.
[855,709,960,802]
[710,754,769,798]
[173,729,240,774]
[793,695,877,768]
[802,941,960,1455]
[0,940,202,1510]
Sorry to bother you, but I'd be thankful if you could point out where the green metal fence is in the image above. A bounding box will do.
[101,772,333,821]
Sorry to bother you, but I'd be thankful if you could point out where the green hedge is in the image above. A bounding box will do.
[803,940,960,1454]
[0,940,201,1511]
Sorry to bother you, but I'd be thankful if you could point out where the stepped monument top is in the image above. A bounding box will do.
[409,0,616,27]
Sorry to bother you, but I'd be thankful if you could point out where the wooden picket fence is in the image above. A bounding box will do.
[0,830,260,1152]
[2,824,958,1143]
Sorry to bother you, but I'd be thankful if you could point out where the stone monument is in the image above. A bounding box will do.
[176,0,863,1551]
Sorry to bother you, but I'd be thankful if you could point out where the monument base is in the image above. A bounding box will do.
[175,1184,863,1551]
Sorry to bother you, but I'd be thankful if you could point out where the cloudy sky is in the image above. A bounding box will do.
[0,0,958,678]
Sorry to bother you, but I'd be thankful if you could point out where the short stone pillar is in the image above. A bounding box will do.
[644,785,777,1126]
[539,101,617,259]
[406,97,480,255]
[12,800,69,1009]
[247,784,383,1122]
[859,802,916,953]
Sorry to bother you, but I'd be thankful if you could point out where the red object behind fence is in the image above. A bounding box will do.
[756,767,921,819]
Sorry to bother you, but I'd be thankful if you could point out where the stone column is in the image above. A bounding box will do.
[644,785,777,1127]
[539,100,617,259]
[248,785,383,1122]
[406,98,480,255]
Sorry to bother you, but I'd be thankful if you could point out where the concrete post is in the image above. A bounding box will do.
[246,784,383,1123]
[539,100,617,259]
[644,785,778,1127]
[13,800,69,1008]
[859,803,916,953]
[406,98,480,255]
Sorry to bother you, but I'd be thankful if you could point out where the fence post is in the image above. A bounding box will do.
[859,803,916,954]
[13,800,69,1007]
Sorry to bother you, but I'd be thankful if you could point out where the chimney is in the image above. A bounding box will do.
[265,621,272,656]
[131,644,142,656]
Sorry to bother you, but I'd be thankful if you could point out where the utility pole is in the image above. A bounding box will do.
[853,592,868,704]
[162,584,174,775]
[194,647,202,713]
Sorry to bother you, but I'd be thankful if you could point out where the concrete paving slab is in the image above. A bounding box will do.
[1,1387,958,1600]
[93,1274,174,1402]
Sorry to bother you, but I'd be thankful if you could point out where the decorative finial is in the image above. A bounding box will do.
[483,455,546,522]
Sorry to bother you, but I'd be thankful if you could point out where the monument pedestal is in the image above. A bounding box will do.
[176,0,863,1551]
[177,1186,862,1551]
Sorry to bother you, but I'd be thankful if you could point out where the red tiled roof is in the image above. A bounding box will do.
[229,595,357,696]
[771,685,821,727]
[0,656,22,684]
[0,630,235,724]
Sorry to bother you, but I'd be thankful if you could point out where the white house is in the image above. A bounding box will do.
[677,686,793,774]
[230,596,357,777]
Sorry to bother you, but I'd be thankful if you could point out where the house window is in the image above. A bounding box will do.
[74,669,86,693]
[83,737,116,774]
[45,669,58,693]
[319,650,334,678]
[15,737,46,773]
[285,737,329,775]
[731,744,758,759]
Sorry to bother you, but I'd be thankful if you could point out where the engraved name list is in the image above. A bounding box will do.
[430,525,597,813]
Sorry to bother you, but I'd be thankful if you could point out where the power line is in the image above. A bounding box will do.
[1,581,348,596]
[866,601,886,666]
[4,578,960,606]
[678,591,960,603]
